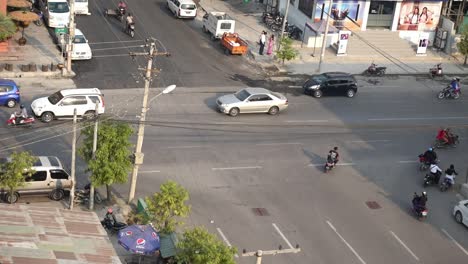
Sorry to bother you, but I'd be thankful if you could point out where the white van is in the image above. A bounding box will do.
[0,156,71,203]
[74,0,90,15]
[31,88,105,123]
[202,12,235,40]
[39,0,70,28]
[166,0,197,19]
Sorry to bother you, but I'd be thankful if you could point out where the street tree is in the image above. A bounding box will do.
[142,180,190,234]
[276,36,298,64]
[457,24,468,65]
[0,151,37,203]
[176,227,237,264]
[79,121,133,200]
[0,14,17,42]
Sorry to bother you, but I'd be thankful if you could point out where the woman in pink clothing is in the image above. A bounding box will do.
[266,35,275,55]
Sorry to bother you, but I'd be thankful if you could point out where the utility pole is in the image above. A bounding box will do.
[242,246,301,264]
[278,0,291,49]
[69,109,77,210]
[318,0,333,73]
[89,101,99,210]
[128,38,170,203]
[66,0,75,73]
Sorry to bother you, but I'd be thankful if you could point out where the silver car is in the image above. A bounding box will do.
[216,88,288,117]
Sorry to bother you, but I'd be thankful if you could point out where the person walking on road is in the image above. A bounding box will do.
[259,31,267,55]
[266,34,275,55]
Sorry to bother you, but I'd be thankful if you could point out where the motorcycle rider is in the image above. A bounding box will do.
[412,191,427,213]
[328,147,339,165]
[423,148,437,165]
[436,127,449,145]
[449,77,461,96]
[125,13,134,33]
[368,63,376,73]
[13,104,28,124]
[444,164,458,187]
[429,163,442,184]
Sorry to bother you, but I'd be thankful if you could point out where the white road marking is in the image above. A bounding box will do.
[285,120,330,123]
[256,142,303,146]
[212,166,262,171]
[216,228,238,258]
[308,163,355,167]
[272,223,294,249]
[166,145,204,149]
[288,85,302,88]
[369,116,468,121]
[347,140,390,143]
[397,160,418,164]
[441,229,468,256]
[389,231,420,261]
[326,221,367,264]
[139,170,160,173]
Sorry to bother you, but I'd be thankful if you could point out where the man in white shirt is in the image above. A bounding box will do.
[259,31,266,55]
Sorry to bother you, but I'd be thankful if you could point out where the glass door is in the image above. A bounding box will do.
[367,1,395,28]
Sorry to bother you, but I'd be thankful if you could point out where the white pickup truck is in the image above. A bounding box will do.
[202,11,235,40]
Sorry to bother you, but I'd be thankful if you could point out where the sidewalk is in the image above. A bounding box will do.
[198,0,468,75]
[0,23,72,79]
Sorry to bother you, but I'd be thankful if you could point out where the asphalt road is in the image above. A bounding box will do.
[3,76,468,263]
[71,0,263,89]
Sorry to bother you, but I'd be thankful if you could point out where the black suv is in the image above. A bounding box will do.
[303,72,358,98]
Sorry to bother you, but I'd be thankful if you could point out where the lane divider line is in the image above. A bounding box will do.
[256,142,303,146]
[389,231,420,261]
[216,227,238,258]
[285,120,330,123]
[369,116,468,121]
[326,220,367,264]
[397,160,418,164]
[308,163,355,167]
[139,170,160,173]
[166,145,204,149]
[441,228,468,256]
[212,166,262,171]
[348,140,390,143]
[272,223,294,249]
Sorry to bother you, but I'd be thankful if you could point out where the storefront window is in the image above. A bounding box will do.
[369,1,395,15]
[298,0,314,18]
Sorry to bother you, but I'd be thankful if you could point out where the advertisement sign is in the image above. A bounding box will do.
[315,1,365,30]
[398,1,442,31]
[417,32,430,55]
[337,30,351,56]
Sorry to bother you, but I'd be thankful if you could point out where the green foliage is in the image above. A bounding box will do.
[0,14,17,42]
[0,152,37,195]
[78,121,133,187]
[458,24,468,65]
[143,180,190,234]
[176,227,237,264]
[276,36,298,64]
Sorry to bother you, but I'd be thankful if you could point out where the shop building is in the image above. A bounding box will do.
[279,0,446,48]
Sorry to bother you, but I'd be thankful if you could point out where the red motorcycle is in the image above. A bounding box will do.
[429,63,443,78]
[7,114,35,127]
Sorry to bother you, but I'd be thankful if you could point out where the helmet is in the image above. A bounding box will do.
[107,208,113,214]
[20,104,24,109]
[428,147,433,151]
[450,164,454,169]
[422,191,427,196]
[333,147,338,151]
[456,77,460,81]
[128,13,132,16]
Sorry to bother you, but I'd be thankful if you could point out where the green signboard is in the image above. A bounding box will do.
[54,27,68,35]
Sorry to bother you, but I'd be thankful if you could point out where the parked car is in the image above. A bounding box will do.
[216,87,288,117]
[31,88,104,122]
[74,0,90,15]
[303,72,358,98]
[38,0,70,28]
[453,199,468,226]
[57,28,92,60]
[0,79,20,108]
[202,11,235,40]
[0,156,71,203]
[166,0,197,19]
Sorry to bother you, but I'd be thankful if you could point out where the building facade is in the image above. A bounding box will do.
[280,0,446,45]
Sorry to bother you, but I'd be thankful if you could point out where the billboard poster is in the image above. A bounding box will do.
[337,30,351,55]
[315,1,365,30]
[398,1,442,31]
[417,32,430,54]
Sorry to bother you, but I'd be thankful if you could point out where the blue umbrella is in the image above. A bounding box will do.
[118,224,161,255]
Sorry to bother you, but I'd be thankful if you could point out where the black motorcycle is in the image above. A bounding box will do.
[126,23,135,38]
[101,210,127,233]
[423,172,440,187]
[429,63,443,78]
[439,178,453,192]
[438,86,460,99]
[74,183,103,205]
[365,63,386,76]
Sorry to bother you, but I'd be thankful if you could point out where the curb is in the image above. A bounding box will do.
[460,183,468,199]
[0,69,76,79]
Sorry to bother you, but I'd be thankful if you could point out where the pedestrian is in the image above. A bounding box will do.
[266,34,275,55]
[259,31,266,55]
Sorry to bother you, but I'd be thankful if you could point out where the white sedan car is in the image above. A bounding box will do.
[453,199,468,226]
[216,87,288,117]
[58,28,92,60]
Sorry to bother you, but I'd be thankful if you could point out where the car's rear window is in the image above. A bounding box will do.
[271,92,283,99]
[181,4,196,10]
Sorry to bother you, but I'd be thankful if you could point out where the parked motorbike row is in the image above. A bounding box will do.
[261,12,302,40]
[74,183,103,205]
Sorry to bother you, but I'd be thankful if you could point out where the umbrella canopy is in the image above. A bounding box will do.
[7,0,32,8]
[118,224,161,255]
[8,10,39,22]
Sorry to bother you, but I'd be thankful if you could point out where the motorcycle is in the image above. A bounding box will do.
[439,177,453,192]
[126,23,135,38]
[74,183,103,205]
[324,156,337,173]
[31,7,43,26]
[438,86,460,99]
[433,134,459,149]
[365,63,386,76]
[101,209,127,233]
[412,202,428,221]
[7,114,35,127]
[418,154,429,171]
[429,63,443,78]
[423,172,440,187]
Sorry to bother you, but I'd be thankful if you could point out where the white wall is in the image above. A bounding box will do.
[360,1,371,31]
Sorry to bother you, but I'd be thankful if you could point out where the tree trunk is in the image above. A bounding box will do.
[464,55,467,65]
[106,184,111,201]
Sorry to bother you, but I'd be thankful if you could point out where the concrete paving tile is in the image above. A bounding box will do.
[83,254,113,263]
[11,257,58,264]
[0,215,27,223]
[53,251,77,260]
[0,226,37,235]
[0,247,54,259]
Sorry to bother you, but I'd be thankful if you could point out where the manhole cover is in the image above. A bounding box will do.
[365,201,381,209]
[252,208,270,216]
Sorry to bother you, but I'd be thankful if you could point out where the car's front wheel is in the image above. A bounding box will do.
[346,89,356,98]
[313,90,322,98]
[41,112,54,123]
[455,211,463,224]
[268,106,279,115]
[49,189,64,201]
[228,108,239,117]
[4,192,19,204]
